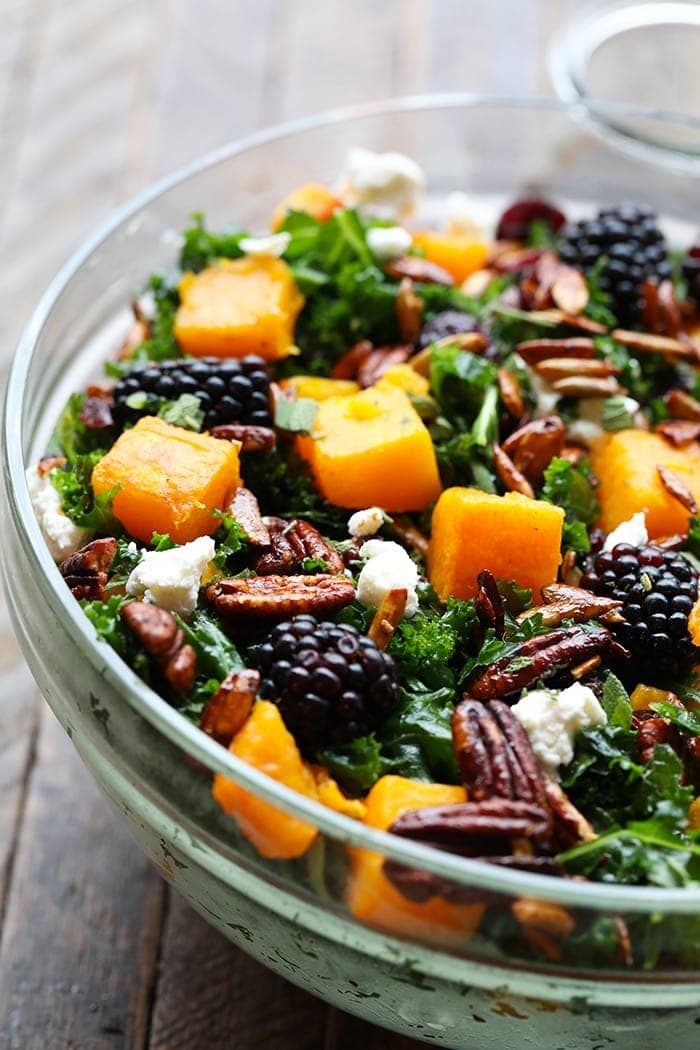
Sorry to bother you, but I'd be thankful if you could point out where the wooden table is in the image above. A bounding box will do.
[0,3,575,1045]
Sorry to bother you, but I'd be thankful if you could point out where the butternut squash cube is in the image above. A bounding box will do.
[590,430,700,539]
[174,256,304,360]
[412,231,489,285]
[375,363,430,398]
[92,416,241,544]
[279,375,359,401]
[213,701,319,860]
[347,776,483,947]
[271,182,343,230]
[296,385,442,512]
[429,487,564,601]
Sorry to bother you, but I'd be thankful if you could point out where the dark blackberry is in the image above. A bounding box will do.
[418,309,481,349]
[257,615,399,755]
[558,204,672,326]
[112,355,271,430]
[682,243,700,305]
[581,542,699,680]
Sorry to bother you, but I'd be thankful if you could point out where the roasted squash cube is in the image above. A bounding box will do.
[429,487,564,601]
[271,182,342,230]
[91,416,241,544]
[296,385,441,512]
[174,256,304,360]
[212,700,319,860]
[412,231,489,285]
[279,375,359,401]
[347,776,483,946]
[590,430,700,539]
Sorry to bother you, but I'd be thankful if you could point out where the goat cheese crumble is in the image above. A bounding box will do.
[366,225,412,261]
[511,682,607,780]
[126,535,216,616]
[338,148,424,221]
[347,506,385,538]
[25,463,92,562]
[239,231,291,257]
[602,512,648,552]
[356,538,419,617]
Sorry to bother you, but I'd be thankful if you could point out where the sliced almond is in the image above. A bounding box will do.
[657,465,698,513]
[515,337,597,364]
[550,376,624,398]
[368,588,408,650]
[534,357,620,382]
[551,267,589,315]
[395,277,422,344]
[664,388,700,422]
[386,255,454,286]
[432,331,490,353]
[460,268,496,296]
[612,328,699,361]
[493,443,534,498]
[497,367,525,419]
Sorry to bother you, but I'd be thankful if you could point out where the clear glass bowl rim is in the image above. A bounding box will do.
[5,93,700,915]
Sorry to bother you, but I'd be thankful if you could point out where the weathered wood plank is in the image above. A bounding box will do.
[0,708,166,1049]
[148,890,329,1049]
[325,1007,431,1049]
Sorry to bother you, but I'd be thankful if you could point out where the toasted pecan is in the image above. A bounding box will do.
[501,416,565,487]
[227,487,271,547]
[59,537,118,602]
[515,337,597,364]
[385,255,454,286]
[657,464,698,513]
[206,574,355,619]
[200,668,260,745]
[493,443,534,498]
[395,277,423,343]
[208,424,276,451]
[121,601,196,693]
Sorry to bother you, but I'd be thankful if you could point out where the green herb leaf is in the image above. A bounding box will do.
[540,456,599,554]
[274,396,319,435]
[650,701,700,736]
[50,453,121,532]
[319,734,384,796]
[174,609,244,680]
[600,673,633,729]
[158,393,204,431]
[601,395,636,432]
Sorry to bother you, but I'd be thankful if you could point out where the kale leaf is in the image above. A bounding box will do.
[540,456,599,554]
[50,452,121,533]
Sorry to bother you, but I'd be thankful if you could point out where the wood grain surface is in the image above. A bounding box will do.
[0,2,577,1046]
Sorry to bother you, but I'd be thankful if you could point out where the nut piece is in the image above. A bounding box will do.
[367,587,408,650]
[550,376,624,398]
[356,345,412,388]
[518,584,624,628]
[255,518,344,575]
[200,668,260,745]
[515,336,598,364]
[551,267,589,315]
[389,797,553,852]
[385,255,454,286]
[612,328,699,362]
[60,537,118,602]
[208,424,276,451]
[121,600,196,693]
[206,574,355,619]
[388,517,430,559]
[493,442,534,498]
[656,420,700,448]
[331,339,374,380]
[664,388,700,422]
[395,277,423,344]
[227,487,271,547]
[501,416,565,487]
[534,357,620,381]
[656,464,698,514]
[511,897,576,962]
[497,367,525,419]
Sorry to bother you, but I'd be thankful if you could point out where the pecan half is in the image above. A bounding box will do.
[227,487,270,547]
[206,574,355,619]
[395,277,422,343]
[356,345,412,388]
[331,339,374,380]
[515,336,598,365]
[385,255,454,286]
[543,779,596,849]
[656,420,700,448]
[383,854,561,907]
[121,601,196,693]
[656,464,698,513]
[200,668,260,745]
[493,442,534,498]
[475,570,505,640]
[511,897,576,962]
[632,709,678,764]
[501,416,565,487]
[388,517,430,559]
[468,625,629,700]
[518,584,624,628]
[389,798,553,854]
[255,518,344,575]
[59,537,118,602]
[208,424,276,451]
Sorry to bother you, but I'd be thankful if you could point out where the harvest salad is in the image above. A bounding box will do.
[29,148,700,961]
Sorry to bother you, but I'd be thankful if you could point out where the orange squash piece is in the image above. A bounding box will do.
[375,363,430,398]
[174,256,304,360]
[347,776,484,946]
[688,797,700,831]
[412,231,489,285]
[212,700,320,860]
[92,416,241,544]
[689,597,700,648]
[279,375,359,401]
[271,182,343,230]
[429,487,564,602]
[297,385,441,512]
[591,430,700,539]
[311,766,367,821]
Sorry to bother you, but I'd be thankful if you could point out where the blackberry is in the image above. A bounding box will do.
[418,309,481,349]
[682,243,700,305]
[257,614,399,755]
[112,355,272,431]
[580,543,700,679]
[558,204,672,326]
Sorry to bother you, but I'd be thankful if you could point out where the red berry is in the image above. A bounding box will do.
[495,198,566,242]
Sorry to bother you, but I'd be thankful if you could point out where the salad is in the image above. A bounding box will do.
[28,148,700,965]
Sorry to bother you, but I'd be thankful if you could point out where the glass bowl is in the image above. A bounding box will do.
[3,97,700,1050]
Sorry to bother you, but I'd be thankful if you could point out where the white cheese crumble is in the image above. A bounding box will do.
[347,506,385,538]
[338,147,425,221]
[126,536,216,616]
[529,373,560,419]
[602,512,648,553]
[356,539,419,618]
[567,396,640,450]
[25,463,92,562]
[444,191,484,238]
[238,231,291,257]
[366,225,412,261]
[511,682,607,780]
